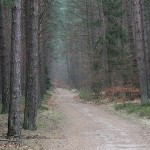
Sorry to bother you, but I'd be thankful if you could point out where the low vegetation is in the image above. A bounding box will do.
[0,102,2,113]
[79,90,107,104]
[79,88,150,119]
[103,86,140,102]
[42,89,53,102]
[0,90,64,149]
[79,90,95,102]
[114,103,150,119]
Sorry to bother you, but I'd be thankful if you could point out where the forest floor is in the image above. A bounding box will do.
[1,88,150,149]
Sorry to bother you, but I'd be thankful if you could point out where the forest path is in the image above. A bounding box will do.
[43,88,150,150]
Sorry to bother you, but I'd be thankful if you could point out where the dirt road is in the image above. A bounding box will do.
[43,89,150,150]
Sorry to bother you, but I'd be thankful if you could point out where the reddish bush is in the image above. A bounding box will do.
[101,86,140,102]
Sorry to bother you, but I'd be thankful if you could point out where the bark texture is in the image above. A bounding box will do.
[23,0,39,130]
[125,0,137,77]
[134,0,149,103]
[7,0,22,138]
[0,0,10,114]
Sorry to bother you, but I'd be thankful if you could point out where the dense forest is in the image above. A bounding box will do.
[0,0,150,140]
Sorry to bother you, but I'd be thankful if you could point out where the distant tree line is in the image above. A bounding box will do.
[63,0,150,104]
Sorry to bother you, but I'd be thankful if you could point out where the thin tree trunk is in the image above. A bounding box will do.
[21,0,26,96]
[134,0,149,104]
[125,0,138,84]
[7,0,22,138]
[0,0,10,114]
[140,0,150,96]
[39,0,46,100]
[97,0,110,89]
[66,47,71,86]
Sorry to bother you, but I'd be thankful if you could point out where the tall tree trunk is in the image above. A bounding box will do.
[134,0,149,104]
[66,47,71,86]
[7,0,22,138]
[97,0,110,89]
[140,0,150,96]
[0,0,10,114]
[125,0,137,84]
[38,1,45,101]
[23,0,39,130]
[21,0,26,96]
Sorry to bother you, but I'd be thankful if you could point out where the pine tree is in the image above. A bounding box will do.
[7,0,22,138]
[23,0,40,130]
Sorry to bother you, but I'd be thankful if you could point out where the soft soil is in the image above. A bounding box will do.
[1,88,150,150]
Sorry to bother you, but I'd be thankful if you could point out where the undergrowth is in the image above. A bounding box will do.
[0,88,63,149]
[0,90,53,113]
[38,104,49,111]
[42,89,53,101]
[114,103,150,118]
[0,101,2,113]
[79,90,95,101]
[38,89,53,111]
[79,90,104,104]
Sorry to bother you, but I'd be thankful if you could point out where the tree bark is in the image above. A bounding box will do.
[125,0,137,84]
[23,0,39,130]
[0,0,10,114]
[134,0,149,104]
[97,0,110,89]
[140,0,150,97]
[7,0,22,138]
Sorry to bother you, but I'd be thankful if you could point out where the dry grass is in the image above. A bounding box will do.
[0,92,64,150]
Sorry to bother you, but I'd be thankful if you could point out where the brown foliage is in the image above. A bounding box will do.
[101,86,140,102]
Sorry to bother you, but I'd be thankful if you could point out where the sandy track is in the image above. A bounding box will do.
[43,88,150,150]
